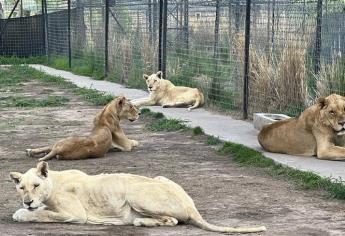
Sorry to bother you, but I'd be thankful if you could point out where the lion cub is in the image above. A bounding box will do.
[132,71,204,111]
[26,96,140,161]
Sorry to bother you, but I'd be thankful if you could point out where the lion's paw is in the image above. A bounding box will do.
[132,140,139,147]
[13,209,30,222]
[26,149,32,157]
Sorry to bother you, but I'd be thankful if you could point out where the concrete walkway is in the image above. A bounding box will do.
[30,64,345,181]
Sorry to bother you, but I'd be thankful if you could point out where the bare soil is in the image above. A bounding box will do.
[1,81,345,236]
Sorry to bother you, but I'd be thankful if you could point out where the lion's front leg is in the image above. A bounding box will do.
[13,208,86,223]
[131,98,156,107]
[315,132,345,160]
[112,129,139,152]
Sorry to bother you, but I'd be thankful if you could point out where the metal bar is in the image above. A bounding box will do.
[314,0,322,75]
[243,0,251,120]
[0,0,21,37]
[183,0,188,49]
[235,0,240,33]
[158,0,163,71]
[68,0,71,68]
[209,0,220,101]
[148,0,152,44]
[41,0,46,56]
[213,0,219,59]
[104,0,109,77]
[43,0,49,61]
[109,9,126,34]
[162,0,167,77]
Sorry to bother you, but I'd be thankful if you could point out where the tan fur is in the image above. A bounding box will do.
[10,162,266,233]
[258,94,345,160]
[26,97,140,161]
[132,71,204,111]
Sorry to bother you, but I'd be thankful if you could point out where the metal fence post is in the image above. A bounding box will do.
[162,0,167,77]
[41,0,46,56]
[209,0,220,100]
[183,0,188,49]
[67,0,71,68]
[314,0,322,75]
[158,0,163,71]
[43,0,49,61]
[148,0,152,44]
[104,0,109,77]
[243,0,251,120]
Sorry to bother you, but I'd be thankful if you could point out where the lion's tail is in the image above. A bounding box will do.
[189,209,266,233]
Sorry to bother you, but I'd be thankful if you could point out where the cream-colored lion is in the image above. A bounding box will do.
[258,94,345,160]
[10,162,266,233]
[132,71,204,111]
[26,96,140,161]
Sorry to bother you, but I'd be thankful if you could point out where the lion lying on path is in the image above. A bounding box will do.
[258,94,345,160]
[26,96,140,161]
[10,162,266,233]
[132,71,204,111]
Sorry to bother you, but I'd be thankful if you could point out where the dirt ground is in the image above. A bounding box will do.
[1,81,345,236]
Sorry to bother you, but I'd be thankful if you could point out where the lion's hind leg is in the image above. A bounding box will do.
[26,146,51,157]
[38,149,58,161]
[133,216,178,227]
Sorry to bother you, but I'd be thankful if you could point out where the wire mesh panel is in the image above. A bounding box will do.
[2,0,345,118]
[245,0,317,116]
[46,1,69,61]
[71,0,105,77]
[165,0,246,113]
[317,1,345,99]
[0,0,44,57]
[107,0,159,89]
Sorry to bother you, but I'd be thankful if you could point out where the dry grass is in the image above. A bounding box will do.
[316,56,345,98]
[234,35,309,114]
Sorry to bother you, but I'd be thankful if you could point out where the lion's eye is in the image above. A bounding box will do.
[34,184,40,189]
[19,186,24,190]
[329,110,335,115]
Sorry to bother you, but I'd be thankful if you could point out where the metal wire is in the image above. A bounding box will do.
[1,0,345,118]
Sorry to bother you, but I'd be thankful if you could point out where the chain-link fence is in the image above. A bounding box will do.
[1,0,345,118]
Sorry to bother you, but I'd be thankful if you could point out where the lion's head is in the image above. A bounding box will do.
[318,94,345,134]
[10,162,52,211]
[143,71,163,92]
[114,96,140,122]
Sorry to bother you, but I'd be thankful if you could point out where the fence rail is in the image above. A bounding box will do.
[1,0,345,119]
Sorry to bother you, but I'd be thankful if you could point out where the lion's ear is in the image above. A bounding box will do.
[317,97,327,108]
[143,74,149,80]
[156,71,163,79]
[117,96,126,109]
[36,161,49,178]
[9,172,22,184]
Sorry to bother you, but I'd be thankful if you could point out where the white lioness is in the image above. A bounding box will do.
[10,162,266,233]
[132,71,204,111]
[26,96,140,161]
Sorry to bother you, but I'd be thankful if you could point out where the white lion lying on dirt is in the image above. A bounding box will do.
[10,162,266,233]
[132,71,204,111]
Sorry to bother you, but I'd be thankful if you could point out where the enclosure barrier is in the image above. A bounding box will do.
[1,0,345,119]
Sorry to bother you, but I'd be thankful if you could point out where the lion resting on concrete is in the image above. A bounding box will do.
[258,94,345,160]
[10,162,266,233]
[26,96,140,161]
[132,71,204,111]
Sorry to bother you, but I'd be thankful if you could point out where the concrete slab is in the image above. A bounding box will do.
[29,64,345,181]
